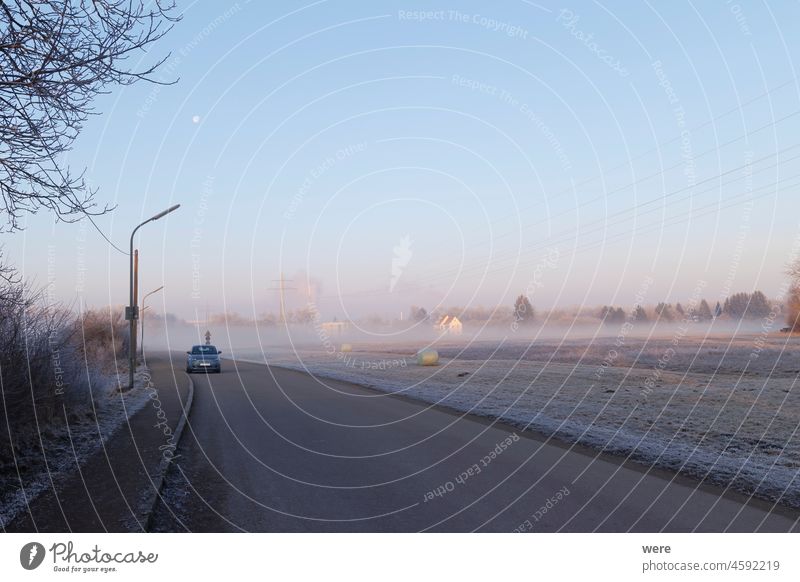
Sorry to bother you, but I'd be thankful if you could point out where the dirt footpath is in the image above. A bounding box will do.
[6,354,189,532]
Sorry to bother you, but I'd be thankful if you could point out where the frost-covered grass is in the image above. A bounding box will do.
[0,368,152,528]
[235,330,800,508]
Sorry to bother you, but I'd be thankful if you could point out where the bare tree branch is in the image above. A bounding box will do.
[0,0,179,231]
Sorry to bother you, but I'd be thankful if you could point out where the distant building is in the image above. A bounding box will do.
[435,315,463,335]
[321,321,349,335]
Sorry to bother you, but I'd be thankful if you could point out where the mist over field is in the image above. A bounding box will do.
[141,310,775,356]
[3,0,800,545]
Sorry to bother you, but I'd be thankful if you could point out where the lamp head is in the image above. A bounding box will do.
[151,204,180,221]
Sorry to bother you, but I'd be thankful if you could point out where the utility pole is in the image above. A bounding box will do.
[133,249,138,363]
[269,273,295,323]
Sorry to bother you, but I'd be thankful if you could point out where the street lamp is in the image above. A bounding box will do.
[128,204,180,390]
[140,285,164,364]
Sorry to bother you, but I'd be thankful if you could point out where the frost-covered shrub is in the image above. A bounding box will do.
[0,262,126,463]
[70,307,127,372]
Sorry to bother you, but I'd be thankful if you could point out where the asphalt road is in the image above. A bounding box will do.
[149,355,800,532]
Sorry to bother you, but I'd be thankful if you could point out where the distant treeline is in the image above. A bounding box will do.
[148,290,783,328]
[415,290,778,327]
[598,291,774,324]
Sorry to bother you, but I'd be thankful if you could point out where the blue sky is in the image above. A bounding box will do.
[4,0,800,320]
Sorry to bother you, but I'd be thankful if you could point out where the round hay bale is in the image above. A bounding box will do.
[416,349,439,366]
[340,343,352,353]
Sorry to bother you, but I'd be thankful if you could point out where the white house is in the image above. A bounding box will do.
[435,315,463,335]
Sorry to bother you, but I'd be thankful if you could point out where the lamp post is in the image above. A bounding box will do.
[128,204,180,390]
[140,285,164,364]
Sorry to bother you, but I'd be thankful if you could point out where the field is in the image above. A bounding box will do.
[236,326,800,509]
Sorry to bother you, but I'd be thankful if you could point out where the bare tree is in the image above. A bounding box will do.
[513,294,535,324]
[722,291,770,319]
[788,259,800,331]
[0,247,21,298]
[0,0,178,231]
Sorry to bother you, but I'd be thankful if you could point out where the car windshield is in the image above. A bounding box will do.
[191,345,218,355]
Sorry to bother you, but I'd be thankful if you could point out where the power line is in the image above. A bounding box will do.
[471,174,800,280]
[366,104,800,291]
[319,173,797,299]
[544,75,800,201]
[315,141,800,299]
[85,213,128,255]
[406,145,800,285]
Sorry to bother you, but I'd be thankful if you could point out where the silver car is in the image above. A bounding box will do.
[186,344,222,373]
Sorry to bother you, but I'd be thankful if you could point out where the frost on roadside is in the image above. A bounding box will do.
[0,367,152,528]
[241,335,800,510]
